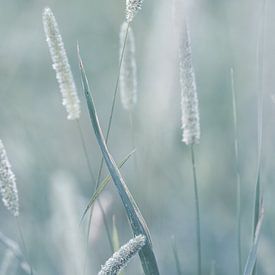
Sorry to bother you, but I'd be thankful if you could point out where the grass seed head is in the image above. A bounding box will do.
[0,140,19,217]
[43,7,80,120]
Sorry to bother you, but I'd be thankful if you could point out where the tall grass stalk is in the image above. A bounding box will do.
[252,0,266,274]
[76,119,114,253]
[191,145,201,275]
[84,22,130,268]
[16,217,33,275]
[230,68,242,275]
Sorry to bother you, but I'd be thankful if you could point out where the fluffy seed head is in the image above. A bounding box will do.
[126,0,143,22]
[43,7,80,120]
[179,24,200,145]
[98,235,146,275]
[119,22,137,110]
[0,140,19,216]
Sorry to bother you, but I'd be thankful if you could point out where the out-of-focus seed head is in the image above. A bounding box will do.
[0,140,19,216]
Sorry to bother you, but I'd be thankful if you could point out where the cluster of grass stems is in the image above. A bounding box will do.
[0,0,269,275]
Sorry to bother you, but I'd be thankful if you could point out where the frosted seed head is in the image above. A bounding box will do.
[126,0,143,22]
[0,140,19,216]
[43,7,81,120]
[178,24,200,145]
[98,235,146,275]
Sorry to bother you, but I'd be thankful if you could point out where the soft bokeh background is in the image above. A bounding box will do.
[1,0,275,274]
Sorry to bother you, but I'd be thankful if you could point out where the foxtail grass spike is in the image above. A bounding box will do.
[126,0,143,23]
[179,23,200,145]
[0,140,19,217]
[119,22,137,111]
[43,7,80,120]
[98,235,146,275]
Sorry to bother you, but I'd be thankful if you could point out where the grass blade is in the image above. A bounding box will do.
[78,48,160,275]
[81,149,136,221]
[244,203,264,275]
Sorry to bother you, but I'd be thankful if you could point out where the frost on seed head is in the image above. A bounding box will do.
[98,235,146,275]
[0,140,19,217]
[119,22,137,111]
[126,0,143,22]
[43,7,80,120]
[178,23,200,145]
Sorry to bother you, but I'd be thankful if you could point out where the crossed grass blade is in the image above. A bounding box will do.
[81,149,136,222]
[78,48,160,275]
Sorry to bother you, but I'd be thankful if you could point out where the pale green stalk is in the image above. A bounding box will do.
[230,68,242,275]
[191,145,201,275]
[252,1,267,274]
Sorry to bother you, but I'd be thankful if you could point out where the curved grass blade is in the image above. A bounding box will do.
[244,202,264,275]
[78,48,160,275]
[81,149,136,222]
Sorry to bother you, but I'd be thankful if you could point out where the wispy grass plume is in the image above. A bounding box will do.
[126,0,143,23]
[98,235,146,275]
[0,140,19,217]
[43,7,80,120]
[175,12,202,274]
[179,23,200,145]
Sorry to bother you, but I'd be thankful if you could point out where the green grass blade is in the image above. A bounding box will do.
[81,149,136,222]
[78,48,160,275]
[244,203,264,275]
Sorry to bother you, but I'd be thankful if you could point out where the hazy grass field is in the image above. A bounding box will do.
[1,0,275,274]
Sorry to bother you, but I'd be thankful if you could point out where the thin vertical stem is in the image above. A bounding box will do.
[253,1,266,274]
[191,145,201,275]
[76,120,114,275]
[230,68,242,275]
[76,120,95,183]
[15,217,33,275]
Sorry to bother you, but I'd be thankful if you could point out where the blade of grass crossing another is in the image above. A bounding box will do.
[78,49,160,275]
[81,149,136,222]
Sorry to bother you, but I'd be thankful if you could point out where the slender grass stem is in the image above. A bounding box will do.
[82,22,130,275]
[76,120,114,275]
[253,1,266,274]
[230,68,242,275]
[15,217,33,275]
[191,145,201,275]
[129,110,139,177]
[76,120,95,183]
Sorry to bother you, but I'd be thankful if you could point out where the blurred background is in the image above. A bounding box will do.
[1,0,275,274]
